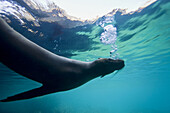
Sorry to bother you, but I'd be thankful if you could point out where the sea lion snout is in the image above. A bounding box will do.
[113,59,125,70]
[106,58,125,70]
[96,58,125,70]
[95,58,125,78]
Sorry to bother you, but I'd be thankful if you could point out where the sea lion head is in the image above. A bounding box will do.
[92,58,125,78]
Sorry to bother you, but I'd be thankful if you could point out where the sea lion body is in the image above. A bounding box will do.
[0,18,124,102]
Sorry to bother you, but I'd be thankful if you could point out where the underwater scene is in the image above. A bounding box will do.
[0,0,170,112]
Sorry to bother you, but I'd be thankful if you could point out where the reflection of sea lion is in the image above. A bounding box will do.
[0,18,124,102]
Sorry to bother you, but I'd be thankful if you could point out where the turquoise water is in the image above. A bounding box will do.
[0,0,170,113]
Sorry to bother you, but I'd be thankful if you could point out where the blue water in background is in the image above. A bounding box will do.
[0,0,170,113]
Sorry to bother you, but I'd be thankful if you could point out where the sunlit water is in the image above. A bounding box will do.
[0,0,170,113]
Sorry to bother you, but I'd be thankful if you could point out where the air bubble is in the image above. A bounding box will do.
[96,15,119,59]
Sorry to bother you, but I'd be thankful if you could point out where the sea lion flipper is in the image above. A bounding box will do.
[0,86,52,102]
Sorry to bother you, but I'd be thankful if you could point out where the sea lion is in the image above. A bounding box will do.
[0,18,124,102]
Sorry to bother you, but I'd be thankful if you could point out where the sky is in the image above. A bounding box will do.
[37,0,157,20]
